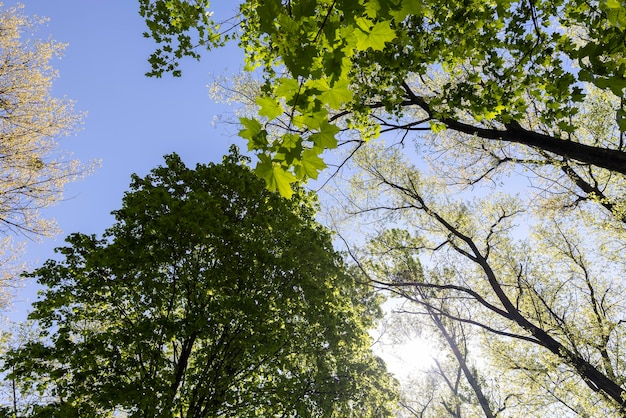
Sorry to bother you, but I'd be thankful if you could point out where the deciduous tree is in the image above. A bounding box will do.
[2,148,398,417]
[0,4,87,307]
[136,1,626,415]
[365,230,499,417]
[343,143,626,416]
[139,0,626,198]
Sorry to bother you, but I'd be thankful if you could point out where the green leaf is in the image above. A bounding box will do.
[429,121,447,133]
[606,0,623,9]
[275,77,301,101]
[310,121,339,149]
[607,8,626,28]
[318,78,353,109]
[281,133,301,150]
[238,117,268,151]
[238,117,262,141]
[294,149,327,180]
[256,96,284,119]
[256,155,297,198]
[293,109,329,130]
[390,0,423,20]
[355,20,396,51]
[595,76,626,97]
[257,0,283,32]
[364,0,380,18]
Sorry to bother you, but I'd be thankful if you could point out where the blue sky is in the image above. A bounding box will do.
[4,1,247,319]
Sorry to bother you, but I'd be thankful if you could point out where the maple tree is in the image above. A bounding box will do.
[140,0,626,196]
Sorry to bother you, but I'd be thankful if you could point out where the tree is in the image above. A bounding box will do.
[0,322,48,417]
[365,231,499,417]
[339,142,626,416]
[363,228,534,417]
[0,4,87,308]
[2,148,398,417]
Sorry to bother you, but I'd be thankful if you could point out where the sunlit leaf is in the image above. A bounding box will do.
[355,20,396,51]
[310,121,339,149]
[319,78,353,109]
[256,96,284,119]
[294,148,327,180]
[256,155,297,198]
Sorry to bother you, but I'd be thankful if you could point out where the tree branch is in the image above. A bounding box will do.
[399,82,626,176]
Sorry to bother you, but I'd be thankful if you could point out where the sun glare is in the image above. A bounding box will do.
[380,336,439,379]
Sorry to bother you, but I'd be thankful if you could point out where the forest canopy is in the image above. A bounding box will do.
[140,0,626,195]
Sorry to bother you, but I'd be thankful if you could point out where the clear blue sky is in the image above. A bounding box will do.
[4,1,246,319]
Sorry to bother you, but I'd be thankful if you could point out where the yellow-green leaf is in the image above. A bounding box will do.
[239,117,262,140]
[429,121,447,133]
[275,77,301,101]
[356,20,396,51]
[256,96,284,119]
[256,155,296,198]
[319,78,353,109]
[310,121,339,149]
[294,149,327,180]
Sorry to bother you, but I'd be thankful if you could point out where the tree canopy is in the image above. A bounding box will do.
[137,1,626,415]
[340,141,626,416]
[2,148,398,417]
[0,4,88,308]
[140,0,626,196]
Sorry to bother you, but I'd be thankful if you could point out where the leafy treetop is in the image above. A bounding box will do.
[2,147,398,417]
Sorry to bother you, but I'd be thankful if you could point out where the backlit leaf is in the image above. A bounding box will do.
[256,155,296,198]
[294,148,327,179]
[319,78,353,109]
[310,121,339,149]
[275,77,301,101]
[256,96,284,119]
[355,21,396,51]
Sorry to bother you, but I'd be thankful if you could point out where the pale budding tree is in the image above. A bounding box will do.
[0,4,87,309]
[373,259,502,418]
[336,137,626,417]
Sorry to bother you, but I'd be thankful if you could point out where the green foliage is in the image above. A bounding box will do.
[341,142,626,416]
[255,153,297,198]
[137,1,626,414]
[3,147,398,417]
[138,0,227,77]
[139,0,626,196]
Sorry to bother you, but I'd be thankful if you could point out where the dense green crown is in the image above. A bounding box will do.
[3,147,398,417]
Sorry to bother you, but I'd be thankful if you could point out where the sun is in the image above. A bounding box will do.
[373,298,442,380]
[377,335,439,379]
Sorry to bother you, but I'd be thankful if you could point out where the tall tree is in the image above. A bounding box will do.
[136,1,626,415]
[2,148,398,417]
[341,143,626,416]
[0,4,87,307]
[364,228,543,417]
